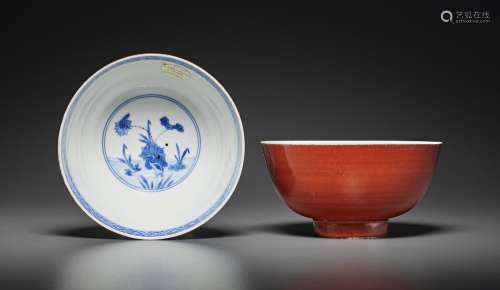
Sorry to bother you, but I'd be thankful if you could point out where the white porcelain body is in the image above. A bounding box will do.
[58,54,244,239]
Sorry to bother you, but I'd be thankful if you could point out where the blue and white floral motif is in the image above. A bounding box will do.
[114,113,132,136]
[109,112,194,191]
[138,120,168,174]
[119,144,141,176]
[170,143,190,171]
[160,116,184,132]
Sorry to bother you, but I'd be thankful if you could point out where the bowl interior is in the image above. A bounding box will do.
[59,54,244,238]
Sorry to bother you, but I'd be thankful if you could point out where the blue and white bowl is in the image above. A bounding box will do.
[58,54,245,239]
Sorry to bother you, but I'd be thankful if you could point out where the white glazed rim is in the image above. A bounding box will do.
[58,53,245,239]
[261,141,442,145]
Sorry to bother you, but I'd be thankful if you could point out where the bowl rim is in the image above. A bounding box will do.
[58,53,245,239]
[261,140,442,145]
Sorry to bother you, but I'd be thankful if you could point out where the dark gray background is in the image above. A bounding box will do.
[3,5,500,290]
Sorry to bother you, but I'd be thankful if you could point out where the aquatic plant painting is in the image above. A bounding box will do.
[105,111,197,191]
[170,144,191,171]
[102,94,200,192]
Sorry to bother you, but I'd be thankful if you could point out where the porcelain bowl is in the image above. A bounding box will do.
[261,141,442,238]
[59,54,244,239]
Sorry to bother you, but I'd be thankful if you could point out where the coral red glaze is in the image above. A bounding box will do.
[262,142,441,238]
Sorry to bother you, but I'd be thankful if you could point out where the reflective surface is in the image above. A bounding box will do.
[56,242,247,290]
[1,201,499,290]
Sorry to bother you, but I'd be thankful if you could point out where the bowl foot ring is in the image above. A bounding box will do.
[313,220,388,239]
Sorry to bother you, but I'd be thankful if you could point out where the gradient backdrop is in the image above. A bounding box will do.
[3,5,500,290]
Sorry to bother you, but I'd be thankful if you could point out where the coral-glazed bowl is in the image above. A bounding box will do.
[261,141,442,238]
